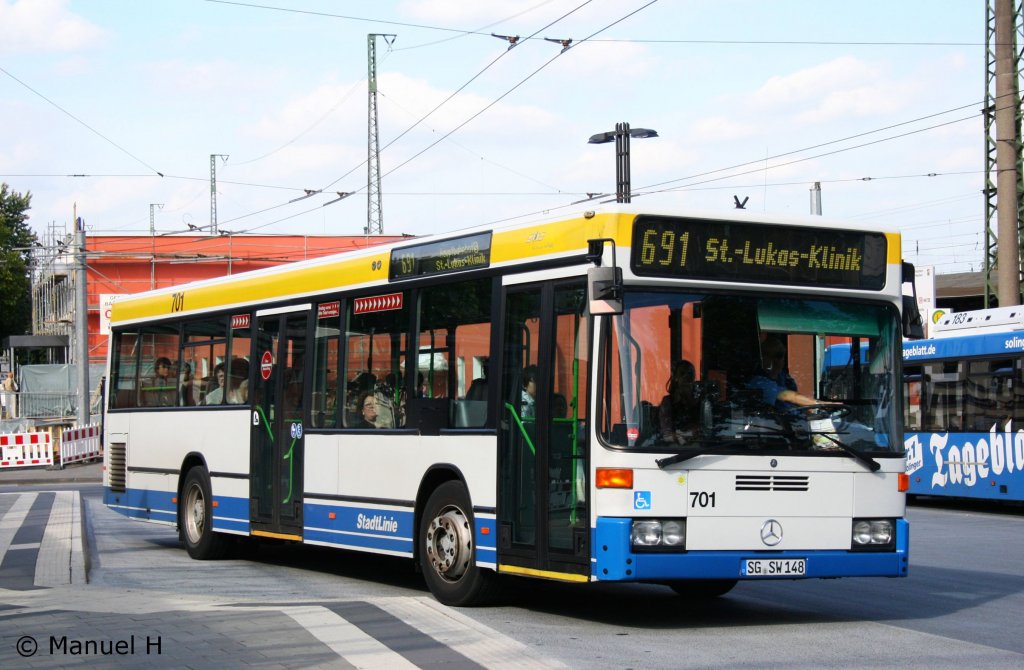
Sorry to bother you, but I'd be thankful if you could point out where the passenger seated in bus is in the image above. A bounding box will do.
[227,358,250,404]
[144,357,176,406]
[659,360,699,443]
[552,392,568,419]
[747,336,824,409]
[466,358,489,401]
[179,362,196,406]
[352,390,380,428]
[203,363,227,404]
[521,365,538,419]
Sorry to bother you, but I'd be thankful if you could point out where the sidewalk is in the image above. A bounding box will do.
[0,461,102,487]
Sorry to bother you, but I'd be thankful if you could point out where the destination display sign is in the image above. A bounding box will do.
[389,232,491,281]
[631,215,888,290]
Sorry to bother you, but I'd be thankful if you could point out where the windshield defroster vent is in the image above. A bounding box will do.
[735,474,809,491]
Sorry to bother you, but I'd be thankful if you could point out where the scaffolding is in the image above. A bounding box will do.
[30,222,77,345]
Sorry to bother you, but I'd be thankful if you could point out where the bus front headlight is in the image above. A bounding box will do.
[631,519,686,550]
[851,518,894,550]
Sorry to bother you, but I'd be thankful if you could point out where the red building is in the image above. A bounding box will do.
[33,234,410,366]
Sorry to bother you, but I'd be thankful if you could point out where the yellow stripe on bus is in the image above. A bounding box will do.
[112,251,391,323]
[498,564,590,582]
[112,213,632,324]
[250,530,303,541]
[885,232,901,264]
[110,213,901,324]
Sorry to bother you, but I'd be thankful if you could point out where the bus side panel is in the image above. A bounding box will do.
[905,431,1024,502]
[301,433,498,566]
[103,409,252,534]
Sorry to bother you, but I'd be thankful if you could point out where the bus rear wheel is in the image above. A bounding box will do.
[667,579,737,598]
[180,466,229,560]
[419,481,497,606]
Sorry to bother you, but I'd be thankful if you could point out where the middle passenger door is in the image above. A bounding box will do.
[498,280,590,578]
[249,306,310,540]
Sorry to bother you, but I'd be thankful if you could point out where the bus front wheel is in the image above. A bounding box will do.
[180,466,229,560]
[419,481,497,606]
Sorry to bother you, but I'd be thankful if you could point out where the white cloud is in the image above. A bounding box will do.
[749,56,912,123]
[143,59,285,96]
[243,81,364,143]
[548,40,655,80]
[753,57,876,107]
[0,0,104,54]
[687,117,756,143]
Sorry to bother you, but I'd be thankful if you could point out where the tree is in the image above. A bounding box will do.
[0,183,36,343]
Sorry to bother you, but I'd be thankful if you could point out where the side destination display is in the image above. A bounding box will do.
[389,231,492,281]
[631,215,888,290]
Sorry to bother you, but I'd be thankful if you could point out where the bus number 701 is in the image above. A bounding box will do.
[690,491,716,508]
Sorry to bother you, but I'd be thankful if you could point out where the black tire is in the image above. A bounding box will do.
[667,579,737,598]
[179,466,230,560]
[419,480,498,606]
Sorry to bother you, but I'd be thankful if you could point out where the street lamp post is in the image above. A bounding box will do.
[588,122,659,203]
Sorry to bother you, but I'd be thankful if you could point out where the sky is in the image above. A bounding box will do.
[0,0,989,274]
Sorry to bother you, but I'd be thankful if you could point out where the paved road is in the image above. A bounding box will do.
[0,469,560,668]
[1,464,1023,668]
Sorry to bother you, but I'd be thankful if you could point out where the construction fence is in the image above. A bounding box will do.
[0,424,102,471]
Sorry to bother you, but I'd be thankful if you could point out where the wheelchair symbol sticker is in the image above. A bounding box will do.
[633,491,651,510]
[290,423,303,439]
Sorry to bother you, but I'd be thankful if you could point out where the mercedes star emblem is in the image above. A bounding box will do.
[760,519,783,546]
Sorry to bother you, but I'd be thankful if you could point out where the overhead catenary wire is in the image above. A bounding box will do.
[0,65,165,177]
[204,1,982,47]
[319,0,600,192]
[9,0,983,245]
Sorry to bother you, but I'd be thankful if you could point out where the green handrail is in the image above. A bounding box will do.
[503,403,536,456]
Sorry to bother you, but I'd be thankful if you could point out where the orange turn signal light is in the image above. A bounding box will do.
[596,468,634,489]
[897,473,909,492]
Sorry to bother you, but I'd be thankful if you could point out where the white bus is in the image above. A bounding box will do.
[103,207,921,605]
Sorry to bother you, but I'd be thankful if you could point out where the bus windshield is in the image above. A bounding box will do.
[598,291,902,456]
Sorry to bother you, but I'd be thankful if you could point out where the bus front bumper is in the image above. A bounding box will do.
[592,517,909,581]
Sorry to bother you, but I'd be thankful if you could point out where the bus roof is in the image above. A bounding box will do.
[931,306,1024,337]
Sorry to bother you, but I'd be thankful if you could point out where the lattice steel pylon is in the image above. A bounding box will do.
[983,0,1024,306]
[367,34,396,235]
[210,154,228,236]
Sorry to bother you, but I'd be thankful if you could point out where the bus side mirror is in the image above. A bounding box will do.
[587,238,623,315]
[588,266,623,315]
[901,261,925,340]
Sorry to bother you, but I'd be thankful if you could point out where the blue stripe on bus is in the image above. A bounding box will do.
[592,517,909,581]
[903,332,1024,361]
[303,528,414,553]
[103,487,250,531]
[301,502,498,550]
[303,502,414,542]
[103,489,502,557]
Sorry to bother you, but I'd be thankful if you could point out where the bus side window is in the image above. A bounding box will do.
[312,301,341,429]
[111,329,141,409]
[414,278,492,431]
[139,324,180,407]
[342,295,408,430]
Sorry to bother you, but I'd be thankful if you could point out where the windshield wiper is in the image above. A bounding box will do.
[654,436,780,469]
[814,432,880,472]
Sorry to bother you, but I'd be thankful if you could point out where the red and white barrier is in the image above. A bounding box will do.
[60,424,102,465]
[0,432,54,468]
